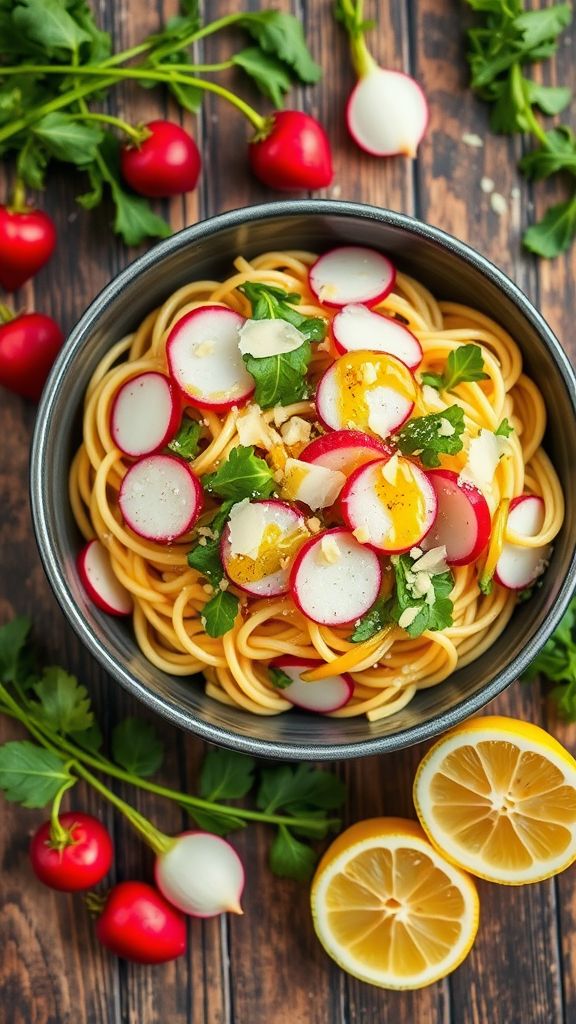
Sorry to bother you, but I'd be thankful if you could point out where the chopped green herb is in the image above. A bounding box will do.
[168,418,202,460]
[495,418,514,437]
[350,596,393,643]
[389,554,454,638]
[203,445,275,501]
[395,405,465,468]
[269,667,293,689]
[201,589,240,638]
[420,344,489,392]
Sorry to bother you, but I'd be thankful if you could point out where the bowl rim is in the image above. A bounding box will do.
[30,199,576,760]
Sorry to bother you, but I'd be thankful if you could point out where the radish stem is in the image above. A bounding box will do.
[49,776,77,846]
[339,0,376,78]
[76,111,149,144]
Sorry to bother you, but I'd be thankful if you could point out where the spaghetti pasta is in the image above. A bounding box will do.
[70,250,564,722]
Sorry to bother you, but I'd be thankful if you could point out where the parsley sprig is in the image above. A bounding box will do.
[421,344,489,392]
[0,617,344,880]
[522,596,576,720]
[465,0,576,258]
[350,554,455,642]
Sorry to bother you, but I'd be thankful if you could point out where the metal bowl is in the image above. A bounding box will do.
[30,200,576,760]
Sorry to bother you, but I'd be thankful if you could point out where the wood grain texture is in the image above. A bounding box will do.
[0,1,574,1022]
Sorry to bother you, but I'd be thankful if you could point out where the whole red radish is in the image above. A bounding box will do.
[95,881,187,964]
[0,308,64,401]
[120,120,201,198]
[0,204,56,292]
[249,111,333,191]
[30,812,113,892]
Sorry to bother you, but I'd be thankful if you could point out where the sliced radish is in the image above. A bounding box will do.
[166,305,254,411]
[346,68,429,158]
[289,527,382,626]
[220,499,307,597]
[422,469,491,566]
[269,656,354,713]
[494,495,551,590]
[119,453,203,543]
[309,246,396,307]
[332,304,422,369]
[110,371,180,458]
[341,455,437,554]
[300,429,391,476]
[315,350,415,440]
[77,539,133,616]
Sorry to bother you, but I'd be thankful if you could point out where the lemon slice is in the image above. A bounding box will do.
[310,817,479,990]
[414,716,576,884]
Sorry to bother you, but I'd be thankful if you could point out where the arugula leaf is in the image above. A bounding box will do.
[239,282,326,343]
[240,11,322,84]
[168,418,202,460]
[350,596,393,643]
[0,616,32,684]
[389,555,454,638]
[201,590,240,638]
[0,741,72,808]
[187,500,235,583]
[203,446,275,501]
[523,196,576,259]
[269,825,317,882]
[243,344,312,409]
[112,717,164,777]
[33,667,94,735]
[421,344,489,392]
[32,113,104,165]
[233,48,293,109]
[495,418,514,437]
[12,0,91,55]
[257,763,346,816]
[395,406,465,468]
[199,747,256,801]
[269,667,293,690]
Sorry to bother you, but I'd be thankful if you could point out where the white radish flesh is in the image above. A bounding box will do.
[315,350,415,440]
[110,372,179,457]
[423,469,491,566]
[166,305,254,411]
[270,657,354,713]
[300,429,390,476]
[290,528,382,626]
[346,67,429,158]
[220,499,307,597]
[332,304,422,369]
[495,495,551,590]
[309,246,396,307]
[155,832,244,918]
[119,454,203,543]
[77,539,133,616]
[341,456,437,554]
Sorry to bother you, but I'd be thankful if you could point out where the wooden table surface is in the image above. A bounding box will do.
[1,1,575,1022]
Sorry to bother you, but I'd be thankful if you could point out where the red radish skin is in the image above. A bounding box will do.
[0,312,64,401]
[0,205,56,292]
[30,812,113,892]
[315,352,415,439]
[346,69,429,158]
[167,305,254,412]
[494,495,551,590]
[341,457,437,554]
[300,429,391,476]
[120,120,201,198]
[249,111,333,191]
[220,499,307,597]
[270,656,354,713]
[111,372,180,458]
[309,247,396,308]
[289,527,382,626]
[119,454,203,543]
[423,469,491,566]
[95,881,187,964]
[77,540,133,616]
[332,303,422,369]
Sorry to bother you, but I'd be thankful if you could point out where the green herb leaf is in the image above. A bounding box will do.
[187,500,235,584]
[395,405,465,468]
[240,11,322,84]
[110,178,171,247]
[514,4,572,50]
[203,446,275,501]
[389,554,454,638]
[520,128,576,181]
[168,418,202,460]
[12,0,91,55]
[32,113,104,165]
[33,667,94,735]
[199,747,256,801]
[0,741,72,808]
[269,825,317,882]
[422,344,489,392]
[16,137,49,190]
[201,590,240,638]
[0,616,32,684]
[523,196,576,259]
[239,282,326,343]
[257,763,346,816]
[495,418,514,437]
[111,717,164,777]
[269,667,293,689]
[350,596,393,643]
[233,47,292,109]
[184,804,247,836]
[522,597,576,720]
[525,81,572,116]
[244,344,312,409]
[70,722,103,753]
